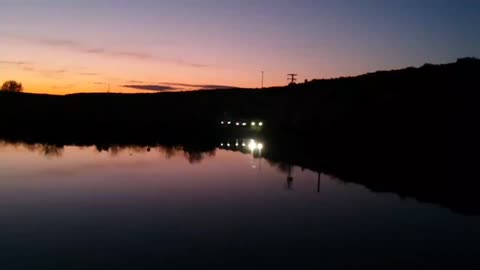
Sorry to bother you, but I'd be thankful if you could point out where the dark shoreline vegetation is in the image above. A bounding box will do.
[1,58,479,215]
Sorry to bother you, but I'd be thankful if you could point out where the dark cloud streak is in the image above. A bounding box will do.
[159,82,239,89]
[121,85,177,91]
[121,81,239,92]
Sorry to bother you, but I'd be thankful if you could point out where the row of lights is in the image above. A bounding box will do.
[221,121,263,127]
[220,139,264,151]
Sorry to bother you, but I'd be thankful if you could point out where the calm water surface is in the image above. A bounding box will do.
[0,142,479,269]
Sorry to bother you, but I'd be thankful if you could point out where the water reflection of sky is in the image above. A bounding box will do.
[1,142,480,268]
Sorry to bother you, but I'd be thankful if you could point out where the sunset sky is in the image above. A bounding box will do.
[1,0,479,94]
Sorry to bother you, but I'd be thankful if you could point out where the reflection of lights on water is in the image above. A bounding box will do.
[257,143,264,151]
[246,139,265,153]
[248,141,257,152]
[220,139,264,153]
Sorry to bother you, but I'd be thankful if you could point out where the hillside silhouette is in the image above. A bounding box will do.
[0,57,478,214]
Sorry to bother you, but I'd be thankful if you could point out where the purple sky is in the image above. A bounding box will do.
[1,0,479,94]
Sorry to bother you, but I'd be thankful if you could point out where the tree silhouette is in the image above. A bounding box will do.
[1,81,23,92]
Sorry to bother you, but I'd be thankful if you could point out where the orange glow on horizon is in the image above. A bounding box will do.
[0,36,357,95]
[0,61,354,95]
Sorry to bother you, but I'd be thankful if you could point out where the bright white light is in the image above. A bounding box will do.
[227,143,230,147]
[220,143,224,146]
[248,141,257,151]
[242,122,247,126]
[242,143,246,147]
[251,122,256,126]
[257,143,264,151]
[235,143,239,147]
[228,121,231,125]
[259,122,263,126]
[236,122,240,126]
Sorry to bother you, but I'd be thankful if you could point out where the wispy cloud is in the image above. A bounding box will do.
[5,33,209,68]
[19,65,66,78]
[79,72,98,76]
[0,59,67,78]
[1,59,102,80]
[13,34,153,60]
[0,60,30,66]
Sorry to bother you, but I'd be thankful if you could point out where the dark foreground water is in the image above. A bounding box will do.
[0,141,479,269]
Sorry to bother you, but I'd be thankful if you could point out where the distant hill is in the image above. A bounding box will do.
[297,57,479,89]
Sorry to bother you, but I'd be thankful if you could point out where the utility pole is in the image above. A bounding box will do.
[261,71,264,89]
[287,73,298,85]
